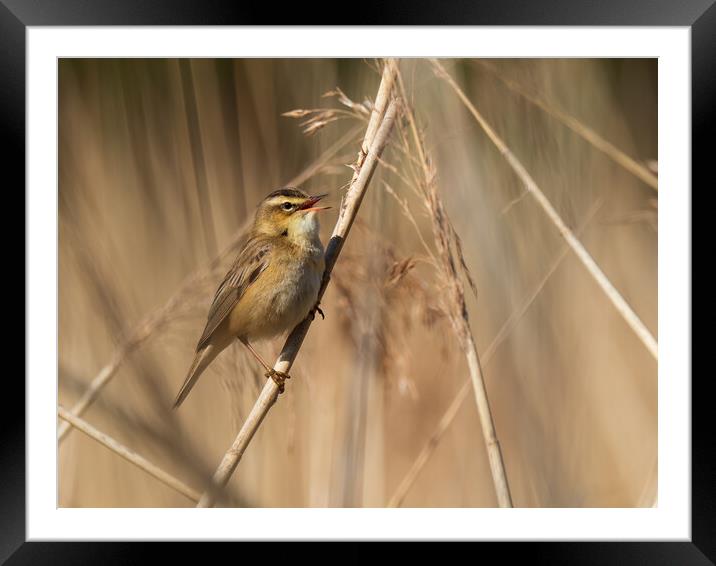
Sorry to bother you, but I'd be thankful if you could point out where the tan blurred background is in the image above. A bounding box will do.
[58,58,657,508]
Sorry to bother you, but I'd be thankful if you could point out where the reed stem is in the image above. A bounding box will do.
[474,60,658,191]
[396,67,513,507]
[387,198,604,507]
[196,70,399,508]
[58,406,201,503]
[58,127,362,443]
[432,59,658,360]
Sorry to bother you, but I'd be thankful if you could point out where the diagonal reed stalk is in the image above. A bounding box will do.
[387,198,604,507]
[473,60,658,192]
[432,59,658,360]
[58,125,363,443]
[57,255,233,443]
[58,406,201,503]
[196,63,399,508]
[394,68,513,508]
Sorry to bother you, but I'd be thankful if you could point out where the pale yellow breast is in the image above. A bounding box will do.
[227,244,324,341]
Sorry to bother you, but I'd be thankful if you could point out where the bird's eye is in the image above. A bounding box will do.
[281,202,294,211]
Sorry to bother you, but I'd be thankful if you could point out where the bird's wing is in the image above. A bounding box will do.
[196,237,272,350]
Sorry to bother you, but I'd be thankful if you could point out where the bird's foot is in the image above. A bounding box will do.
[309,302,325,321]
[265,368,291,394]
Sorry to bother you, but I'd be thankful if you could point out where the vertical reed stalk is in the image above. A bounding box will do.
[388,198,604,507]
[179,59,217,257]
[396,68,513,508]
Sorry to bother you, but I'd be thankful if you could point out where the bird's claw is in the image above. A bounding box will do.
[265,368,291,394]
[309,303,325,321]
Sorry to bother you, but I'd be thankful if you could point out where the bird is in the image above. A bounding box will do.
[173,187,330,408]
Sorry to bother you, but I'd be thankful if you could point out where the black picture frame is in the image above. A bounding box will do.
[6,1,707,562]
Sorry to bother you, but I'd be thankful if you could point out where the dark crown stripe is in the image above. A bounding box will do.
[264,187,308,201]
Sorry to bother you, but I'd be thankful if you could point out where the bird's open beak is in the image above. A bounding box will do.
[298,193,331,213]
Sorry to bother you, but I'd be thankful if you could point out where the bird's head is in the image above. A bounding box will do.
[253,187,331,242]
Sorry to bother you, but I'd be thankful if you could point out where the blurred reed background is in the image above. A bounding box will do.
[58,58,657,508]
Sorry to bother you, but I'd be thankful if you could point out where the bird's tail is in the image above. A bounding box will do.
[173,344,221,409]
